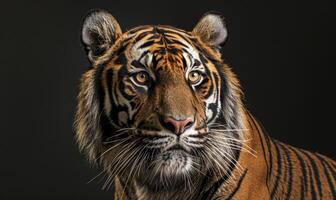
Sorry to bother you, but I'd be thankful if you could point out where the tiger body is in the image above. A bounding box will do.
[75,10,336,199]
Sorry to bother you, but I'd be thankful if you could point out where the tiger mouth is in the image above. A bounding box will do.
[166,144,188,152]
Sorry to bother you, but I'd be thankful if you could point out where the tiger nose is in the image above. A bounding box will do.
[162,116,194,135]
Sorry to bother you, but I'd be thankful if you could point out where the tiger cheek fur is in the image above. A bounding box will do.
[75,10,336,200]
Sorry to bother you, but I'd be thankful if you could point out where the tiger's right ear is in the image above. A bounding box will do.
[81,9,122,63]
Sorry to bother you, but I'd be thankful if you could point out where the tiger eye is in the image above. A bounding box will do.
[188,71,201,84]
[135,72,148,84]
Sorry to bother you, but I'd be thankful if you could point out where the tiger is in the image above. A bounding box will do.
[74,9,336,200]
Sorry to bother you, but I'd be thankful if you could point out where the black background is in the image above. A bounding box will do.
[1,0,335,199]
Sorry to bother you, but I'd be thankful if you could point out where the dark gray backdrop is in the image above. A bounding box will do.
[1,0,335,199]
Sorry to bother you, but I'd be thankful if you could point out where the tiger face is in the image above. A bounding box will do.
[76,10,244,191]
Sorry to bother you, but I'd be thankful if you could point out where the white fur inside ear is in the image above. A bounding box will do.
[82,27,93,46]
[82,11,118,45]
[81,10,122,62]
[206,14,227,45]
[193,13,228,46]
[82,25,93,46]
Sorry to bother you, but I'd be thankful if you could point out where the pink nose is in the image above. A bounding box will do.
[163,117,194,135]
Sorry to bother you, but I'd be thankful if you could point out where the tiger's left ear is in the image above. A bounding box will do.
[192,13,228,47]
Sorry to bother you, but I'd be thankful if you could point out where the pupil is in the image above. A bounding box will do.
[139,73,146,81]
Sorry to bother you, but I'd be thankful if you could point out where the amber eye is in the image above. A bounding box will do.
[134,71,148,84]
[188,71,202,84]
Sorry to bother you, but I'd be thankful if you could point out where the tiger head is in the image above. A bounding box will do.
[75,10,245,191]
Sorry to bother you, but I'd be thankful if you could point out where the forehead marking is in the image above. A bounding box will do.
[127,26,202,73]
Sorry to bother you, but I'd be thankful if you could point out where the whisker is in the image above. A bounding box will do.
[87,170,106,184]
[209,128,249,133]
[104,128,135,142]
[97,137,131,161]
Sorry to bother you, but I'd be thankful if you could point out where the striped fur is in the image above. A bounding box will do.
[75,10,336,199]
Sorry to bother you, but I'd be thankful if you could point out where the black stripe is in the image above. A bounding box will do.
[265,136,274,185]
[94,64,105,106]
[289,146,308,196]
[199,54,214,99]
[106,69,114,104]
[156,28,192,43]
[300,178,305,200]
[304,153,318,199]
[247,113,271,192]
[202,74,214,99]
[133,30,153,43]
[181,55,188,70]
[319,158,336,178]
[254,118,270,184]
[201,179,225,200]
[131,60,147,70]
[270,141,282,198]
[138,50,150,62]
[257,122,274,186]
[211,60,226,102]
[147,34,161,40]
[224,169,248,200]
[316,154,336,178]
[206,169,248,200]
[301,151,323,198]
[212,73,220,107]
[105,69,120,126]
[114,51,128,65]
[315,154,336,198]
[279,144,288,195]
[117,55,136,101]
[195,171,212,199]
[279,144,293,200]
[165,38,189,48]
[114,42,130,57]
[201,150,242,200]
[138,40,156,49]
[329,160,336,170]
[194,59,201,67]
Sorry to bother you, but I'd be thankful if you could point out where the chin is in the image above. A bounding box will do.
[137,150,202,191]
[159,150,193,175]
